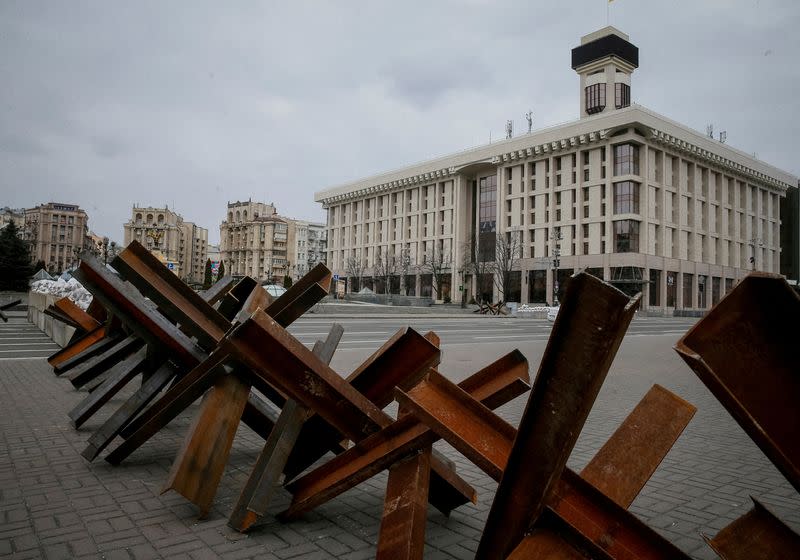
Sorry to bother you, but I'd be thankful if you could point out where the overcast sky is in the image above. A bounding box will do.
[1,1,798,244]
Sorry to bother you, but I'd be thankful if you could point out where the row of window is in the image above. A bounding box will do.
[585,83,630,114]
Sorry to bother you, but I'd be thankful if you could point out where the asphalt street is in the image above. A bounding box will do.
[285,314,698,351]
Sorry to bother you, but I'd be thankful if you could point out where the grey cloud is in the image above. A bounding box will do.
[0,1,797,244]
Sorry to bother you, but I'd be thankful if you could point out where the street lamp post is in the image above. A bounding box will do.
[550,227,563,306]
[748,237,763,271]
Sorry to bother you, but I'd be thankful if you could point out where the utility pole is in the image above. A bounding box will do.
[748,237,763,271]
[550,227,563,305]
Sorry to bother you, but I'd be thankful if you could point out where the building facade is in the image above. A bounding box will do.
[122,206,208,284]
[23,202,90,273]
[0,207,25,233]
[291,220,327,280]
[314,27,797,313]
[220,200,292,282]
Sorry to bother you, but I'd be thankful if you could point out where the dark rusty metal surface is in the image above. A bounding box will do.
[675,272,800,493]
[397,370,517,482]
[703,498,800,560]
[48,326,110,371]
[282,326,442,480]
[281,351,530,520]
[507,507,616,560]
[68,347,149,428]
[580,384,696,508]
[376,446,432,560]
[200,275,236,306]
[73,253,204,368]
[65,335,143,388]
[162,372,252,518]
[477,272,640,559]
[547,468,690,559]
[228,324,344,532]
[112,241,229,350]
[82,360,178,461]
[44,305,85,330]
[54,297,100,332]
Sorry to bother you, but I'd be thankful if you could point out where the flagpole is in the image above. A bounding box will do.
[607,1,610,26]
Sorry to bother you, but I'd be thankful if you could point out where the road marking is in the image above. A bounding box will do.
[0,342,58,347]
[0,356,49,361]
[474,335,552,340]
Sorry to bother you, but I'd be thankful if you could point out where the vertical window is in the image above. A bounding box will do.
[478,175,497,261]
[585,83,606,114]
[613,220,640,253]
[613,181,640,214]
[613,144,640,176]
[615,83,630,109]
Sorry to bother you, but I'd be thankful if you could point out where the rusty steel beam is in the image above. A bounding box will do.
[48,326,111,371]
[675,272,800,493]
[54,297,100,332]
[283,326,443,480]
[227,312,476,517]
[703,498,800,560]
[68,347,149,428]
[200,275,237,306]
[111,241,230,350]
[507,507,616,560]
[104,350,231,464]
[44,306,84,330]
[281,351,529,520]
[216,276,258,320]
[108,267,331,467]
[228,324,344,532]
[375,445,432,560]
[228,310,392,442]
[84,298,107,322]
[397,371,517,482]
[162,372,252,518]
[579,384,696,508]
[546,469,691,560]
[240,394,281,440]
[258,262,331,326]
[82,359,178,461]
[66,335,144,388]
[476,272,640,559]
[72,253,204,368]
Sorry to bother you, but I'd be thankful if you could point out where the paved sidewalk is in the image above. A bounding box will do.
[1,315,798,559]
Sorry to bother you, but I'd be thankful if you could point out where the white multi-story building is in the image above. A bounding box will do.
[291,220,327,280]
[123,206,208,284]
[314,26,797,313]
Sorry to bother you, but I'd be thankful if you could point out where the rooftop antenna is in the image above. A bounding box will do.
[706,124,714,138]
[525,110,533,134]
[719,131,727,144]
[506,120,513,139]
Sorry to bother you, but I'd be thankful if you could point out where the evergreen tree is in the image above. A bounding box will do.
[217,260,225,279]
[203,259,213,290]
[0,222,34,291]
[34,260,46,272]
[283,274,293,288]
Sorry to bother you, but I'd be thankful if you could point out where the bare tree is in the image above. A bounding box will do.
[493,230,523,304]
[373,249,398,296]
[398,245,412,296]
[420,243,452,300]
[462,234,493,304]
[345,255,366,293]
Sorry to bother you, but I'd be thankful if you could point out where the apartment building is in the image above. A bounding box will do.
[291,220,327,280]
[23,202,90,273]
[122,206,208,284]
[314,26,797,313]
[0,207,25,232]
[220,200,293,282]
